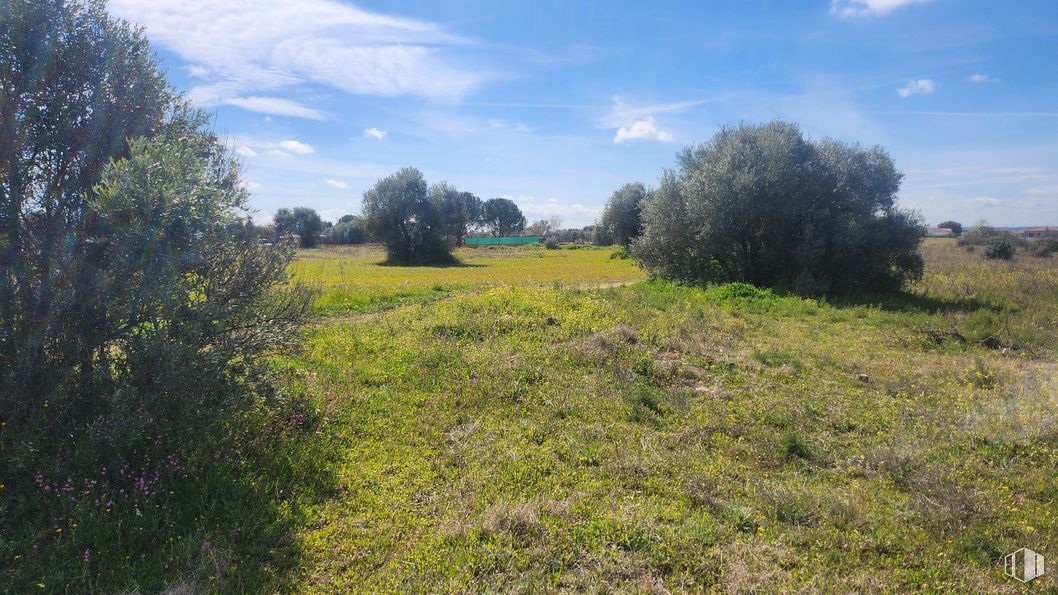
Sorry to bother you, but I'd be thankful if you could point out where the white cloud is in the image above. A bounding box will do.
[500,194,603,226]
[244,139,314,158]
[614,117,674,144]
[601,96,693,144]
[831,0,929,17]
[364,127,388,140]
[231,141,257,157]
[326,179,349,189]
[897,79,937,98]
[487,119,532,133]
[223,96,324,120]
[968,73,998,84]
[603,96,702,129]
[272,140,314,156]
[319,208,355,223]
[107,0,488,119]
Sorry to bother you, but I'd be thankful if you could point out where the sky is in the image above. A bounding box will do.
[106,0,1058,228]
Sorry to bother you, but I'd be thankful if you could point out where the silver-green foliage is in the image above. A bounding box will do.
[632,121,924,294]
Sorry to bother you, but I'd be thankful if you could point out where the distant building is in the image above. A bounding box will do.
[925,227,954,237]
[1015,226,1058,239]
[463,236,542,246]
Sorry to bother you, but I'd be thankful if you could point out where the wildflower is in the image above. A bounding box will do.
[83,549,91,563]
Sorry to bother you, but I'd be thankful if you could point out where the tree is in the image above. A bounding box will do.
[599,182,650,247]
[431,184,480,246]
[0,0,311,432]
[274,206,323,247]
[481,198,526,236]
[326,215,366,244]
[362,168,463,263]
[937,220,963,235]
[525,216,562,238]
[632,121,924,294]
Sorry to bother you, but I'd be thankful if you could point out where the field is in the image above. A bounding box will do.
[289,244,647,315]
[262,240,1057,592]
[10,241,1056,593]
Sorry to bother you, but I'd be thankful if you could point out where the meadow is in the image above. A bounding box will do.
[290,244,647,315]
[8,240,1056,593]
[270,239,1057,592]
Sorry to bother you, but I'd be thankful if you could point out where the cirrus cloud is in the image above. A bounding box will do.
[831,0,929,18]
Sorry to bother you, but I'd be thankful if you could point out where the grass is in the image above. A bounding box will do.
[8,239,1057,592]
[290,244,645,315]
[273,239,1057,592]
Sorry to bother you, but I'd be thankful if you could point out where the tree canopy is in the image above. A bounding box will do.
[274,206,323,247]
[481,198,527,237]
[632,121,924,294]
[599,182,650,247]
[937,220,963,235]
[362,168,472,264]
[0,0,310,467]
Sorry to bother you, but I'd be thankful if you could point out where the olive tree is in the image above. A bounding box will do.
[362,168,466,263]
[633,121,924,294]
[0,0,312,429]
[274,206,323,247]
[431,183,480,246]
[598,182,650,247]
[937,220,963,235]
[481,197,526,236]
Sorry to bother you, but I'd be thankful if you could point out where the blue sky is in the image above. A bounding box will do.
[107,0,1058,227]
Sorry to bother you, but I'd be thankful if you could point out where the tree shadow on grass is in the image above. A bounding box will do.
[377,254,485,268]
[2,388,341,593]
[821,290,1003,314]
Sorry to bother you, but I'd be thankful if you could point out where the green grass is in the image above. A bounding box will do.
[290,244,645,315]
[9,239,1057,592]
[273,239,1058,592]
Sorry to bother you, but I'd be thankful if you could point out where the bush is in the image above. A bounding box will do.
[610,246,630,259]
[632,121,924,294]
[984,238,1015,260]
[0,3,314,589]
[545,239,559,249]
[1030,239,1058,258]
[957,224,1019,248]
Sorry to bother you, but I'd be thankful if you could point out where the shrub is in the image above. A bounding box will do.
[0,3,314,588]
[632,121,924,294]
[957,224,1019,248]
[545,239,559,249]
[984,238,1014,260]
[610,246,630,259]
[1030,239,1058,258]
